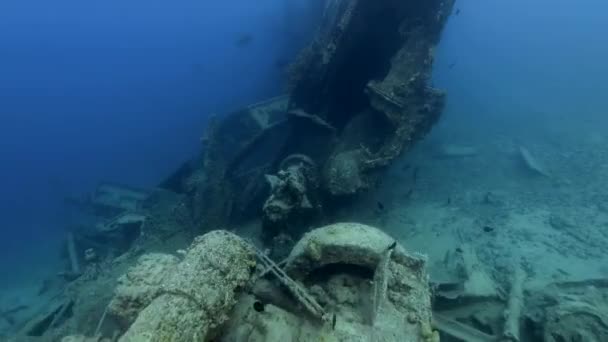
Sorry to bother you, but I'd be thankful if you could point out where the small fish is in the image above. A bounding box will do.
[274,58,289,69]
[404,188,414,199]
[412,167,419,182]
[446,196,451,205]
[388,241,397,250]
[377,201,385,211]
[455,8,461,16]
[448,62,457,69]
[483,226,494,233]
[332,314,337,330]
[235,33,253,47]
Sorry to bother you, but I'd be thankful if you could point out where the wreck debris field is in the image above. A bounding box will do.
[1,0,608,341]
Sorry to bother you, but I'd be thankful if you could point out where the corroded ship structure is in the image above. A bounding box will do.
[185,0,454,239]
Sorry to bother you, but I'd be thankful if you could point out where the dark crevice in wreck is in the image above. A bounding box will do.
[307,263,375,283]
[310,1,408,130]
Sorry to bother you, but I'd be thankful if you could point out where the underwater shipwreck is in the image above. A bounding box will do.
[5,0,608,341]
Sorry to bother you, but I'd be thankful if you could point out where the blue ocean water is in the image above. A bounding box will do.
[434,0,608,122]
[0,0,322,287]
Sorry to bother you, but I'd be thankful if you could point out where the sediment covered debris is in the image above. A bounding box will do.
[262,154,320,237]
[525,278,608,342]
[237,223,435,341]
[518,146,550,177]
[108,253,180,328]
[114,231,256,341]
[98,223,436,341]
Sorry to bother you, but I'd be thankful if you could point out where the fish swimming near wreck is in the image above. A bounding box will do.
[235,33,254,47]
